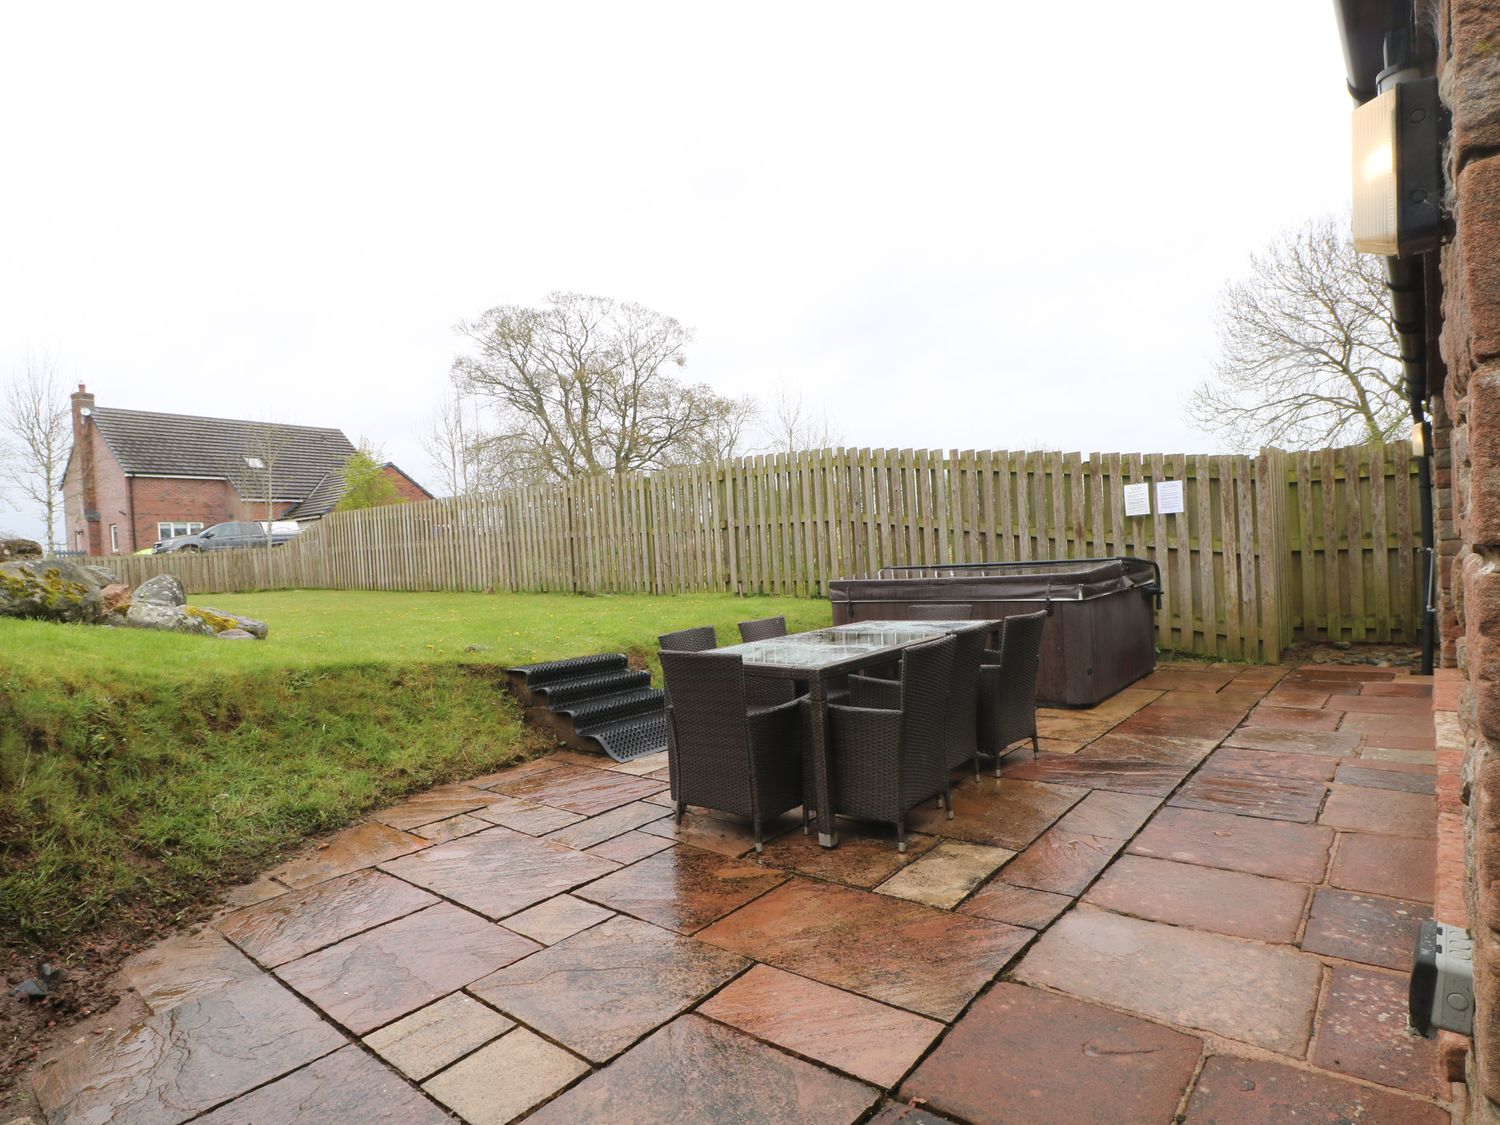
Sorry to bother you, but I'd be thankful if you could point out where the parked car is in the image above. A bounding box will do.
[153,521,301,554]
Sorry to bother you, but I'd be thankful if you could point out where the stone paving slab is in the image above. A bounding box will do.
[875,840,1014,909]
[1000,825,1123,895]
[526,1014,880,1125]
[1310,966,1446,1097]
[575,845,787,933]
[1319,784,1437,838]
[1083,854,1308,943]
[1300,888,1426,970]
[902,982,1203,1125]
[698,963,943,1088]
[34,974,346,1125]
[423,1027,590,1124]
[1128,806,1334,882]
[121,927,263,1014]
[500,893,614,945]
[363,991,515,1080]
[269,820,427,889]
[469,914,747,1062]
[486,762,666,815]
[907,776,1086,850]
[1168,772,1328,823]
[957,880,1073,929]
[1330,832,1436,902]
[758,818,939,887]
[1182,1055,1451,1124]
[1017,905,1322,1054]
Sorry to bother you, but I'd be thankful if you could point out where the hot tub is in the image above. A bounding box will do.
[827,557,1161,707]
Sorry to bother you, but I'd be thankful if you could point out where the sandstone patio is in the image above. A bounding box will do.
[31,662,1454,1124]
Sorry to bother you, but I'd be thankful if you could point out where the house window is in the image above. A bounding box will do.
[157,521,204,541]
[244,456,265,469]
[109,525,119,553]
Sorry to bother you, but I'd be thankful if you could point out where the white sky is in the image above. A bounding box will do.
[0,1,1355,541]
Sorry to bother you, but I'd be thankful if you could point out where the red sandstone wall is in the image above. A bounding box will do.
[381,465,432,504]
[1435,0,1500,1116]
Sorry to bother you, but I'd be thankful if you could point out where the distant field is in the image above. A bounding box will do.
[0,590,828,949]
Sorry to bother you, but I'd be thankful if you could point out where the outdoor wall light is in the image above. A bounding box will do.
[1351,76,1447,257]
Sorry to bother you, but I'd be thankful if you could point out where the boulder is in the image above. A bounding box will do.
[82,564,120,586]
[133,574,187,607]
[216,629,256,640]
[198,607,268,640]
[0,559,107,623]
[122,603,218,636]
[100,583,132,616]
[0,538,43,562]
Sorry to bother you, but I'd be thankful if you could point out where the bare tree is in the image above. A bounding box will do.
[237,419,300,546]
[422,389,495,496]
[0,360,71,553]
[1188,215,1407,451]
[679,394,759,464]
[451,291,752,481]
[765,387,843,454]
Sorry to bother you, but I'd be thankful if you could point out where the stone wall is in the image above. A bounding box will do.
[1435,0,1500,1117]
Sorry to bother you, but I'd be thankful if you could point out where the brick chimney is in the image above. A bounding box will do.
[69,383,101,552]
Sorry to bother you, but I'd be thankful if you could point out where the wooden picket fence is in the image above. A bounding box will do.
[82,441,1424,662]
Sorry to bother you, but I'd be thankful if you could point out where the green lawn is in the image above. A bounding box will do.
[0,590,828,950]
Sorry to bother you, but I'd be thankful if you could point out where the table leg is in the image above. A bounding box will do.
[808,676,838,848]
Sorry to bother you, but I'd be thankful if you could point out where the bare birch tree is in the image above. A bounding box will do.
[451,291,752,482]
[0,360,71,553]
[765,387,843,453]
[238,419,300,545]
[1188,215,1407,451]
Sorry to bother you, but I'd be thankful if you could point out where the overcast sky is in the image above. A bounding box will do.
[0,1,1355,541]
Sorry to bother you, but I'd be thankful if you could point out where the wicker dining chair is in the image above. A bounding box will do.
[829,634,955,851]
[658,625,718,653]
[978,609,1048,775]
[910,603,971,620]
[846,622,988,793]
[659,650,807,852]
[737,616,787,642]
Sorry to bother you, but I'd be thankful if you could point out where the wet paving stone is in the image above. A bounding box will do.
[1246,705,1345,730]
[639,806,801,856]
[487,762,667,815]
[1168,773,1328,823]
[1054,789,1162,839]
[378,825,619,919]
[585,829,676,864]
[1319,784,1436,839]
[363,991,514,1080]
[216,869,437,967]
[1182,1054,1450,1125]
[697,879,1029,1021]
[1330,833,1435,903]
[1017,905,1322,1054]
[909,777,1086,849]
[423,1027,590,1125]
[1338,693,1434,715]
[757,819,939,887]
[902,982,1202,1125]
[1199,747,1339,783]
[1152,688,1264,714]
[269,821,428,889]
[1360,744,1438,763]
[1114,709,1242,742]
[875,840,1015,909]
[1002,754,1192,797]
[472,793,586,835]
[411,813,491,842]
[1127,806,1333,883]
[1263,686,1334,708]
[469,914,747,1062]
[1001,826,1123,895]
[121,927,263,1014]
[575,846,788,933]
[526,1014,880,1124]
[465,757,564,787]
[1339,712,1435,740]
[275,902,539,1034]
[193,1043,450,1124]
[1333,765,1436,794]
[1300,888,1425,970]
[543,800,669,850]
[33,974,346,1125]
[1135,667,1240,692]
[1222,727,1363,757]
[866,1101,961,1123]
[1083,730,1217,765]
[500,893,614,944]
[1083,855,1308,943]
[957,880,1073,929]
[370,784,505,832]
[1310,966,1445,1097]
[219,874,288,908]
[606,750,669,775]
[1035,713,1117,742]
[698,964,943,1088]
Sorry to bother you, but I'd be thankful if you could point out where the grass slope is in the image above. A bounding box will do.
[0,590,826,949]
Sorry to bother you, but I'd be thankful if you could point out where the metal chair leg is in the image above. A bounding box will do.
[801,806,810,835]
[753,815,763,854]
[896,817,907,854]
[675,800,686,824]
[944,783,954,819]
[1032,733,1041,758]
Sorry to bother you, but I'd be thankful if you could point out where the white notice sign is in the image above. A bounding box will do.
[1156,479,1185,515]
[1123,482,1150,517]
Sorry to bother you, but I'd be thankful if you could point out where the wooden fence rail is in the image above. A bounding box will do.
[80,441,1423,663]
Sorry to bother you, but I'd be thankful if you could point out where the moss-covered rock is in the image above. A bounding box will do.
[0,560,106,622]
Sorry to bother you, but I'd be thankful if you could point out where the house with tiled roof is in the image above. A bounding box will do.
[61,385,432,555]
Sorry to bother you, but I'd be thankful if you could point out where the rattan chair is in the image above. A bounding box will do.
[978,609,1048,775]
[658,625,718,653]
[829,634,955,851]
[737,616,787,642]
[659,650,807,852]
[847,622,988,796]
[911,603,971,620]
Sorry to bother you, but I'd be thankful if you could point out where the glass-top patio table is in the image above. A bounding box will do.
[717,619,996,847]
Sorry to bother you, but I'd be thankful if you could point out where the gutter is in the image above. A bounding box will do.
[1332,0,1439,674]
